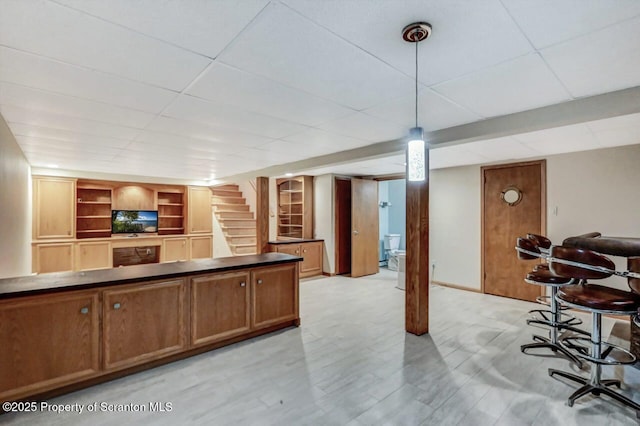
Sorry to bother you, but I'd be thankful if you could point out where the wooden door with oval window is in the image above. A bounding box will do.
[482,161,546,302]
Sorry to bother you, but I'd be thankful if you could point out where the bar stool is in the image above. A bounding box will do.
[515,236,584,367]
[547,246,640,415]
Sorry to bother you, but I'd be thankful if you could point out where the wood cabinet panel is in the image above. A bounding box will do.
[0,291,99,401]
[35,243,74,273]
[191,271,250,347]
[275,244,300,256]
[300,241,323,277]
[76,241,112,271]
[103,279,186,370]
[251,264,298,329]
[163,237,188,262]
[188,186,212,234]
[190,235,213,259]
[276,176,313,239]
[33,177,75,239]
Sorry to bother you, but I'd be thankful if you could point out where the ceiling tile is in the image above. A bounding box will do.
[430,144,490,169]
[9,122,131,148]
[54,0,270,57]
[218,2,414,110]
[0,104,140,140]
[513,123,602,155]
[316,112,408,143]
[16,136,124,157]
[586,113,640,132]
[0,82,155,128]
[433,53,570,117]
[541,16,640,98]
[501,0,640,49]
[364,87,481,131]
[281,128,371,152]
[146,116,274,148]
[463,136,539,160]
[0,0,211,91]
[282,0,533,86]
[187,63,355,127]
[0,47,176,113]
[163,95,309,139]
[133,130,230,153]
[591,128,640,148]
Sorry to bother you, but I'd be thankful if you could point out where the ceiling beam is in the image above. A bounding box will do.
[223,85,640,181]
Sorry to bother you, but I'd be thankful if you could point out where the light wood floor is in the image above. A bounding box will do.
[3,269,639,425]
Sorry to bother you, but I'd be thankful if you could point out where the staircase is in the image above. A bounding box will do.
[211,184,257,255]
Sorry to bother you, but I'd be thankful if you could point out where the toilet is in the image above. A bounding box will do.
[384,234,405,271]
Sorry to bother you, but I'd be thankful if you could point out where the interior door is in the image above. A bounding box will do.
[351,179,379,277]
[483,161,545,302]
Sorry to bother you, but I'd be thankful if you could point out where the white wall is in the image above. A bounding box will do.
[430,166,481,289]
[430,144,640,291]
[313,174,335,274]
[0,114,31,278]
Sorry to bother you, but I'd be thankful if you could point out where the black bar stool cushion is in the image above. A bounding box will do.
[526,268,573,285]
[558,284,640,313]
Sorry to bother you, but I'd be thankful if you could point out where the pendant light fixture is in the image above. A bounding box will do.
[402,22,432,182]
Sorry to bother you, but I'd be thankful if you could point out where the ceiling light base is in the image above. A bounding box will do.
[402,22,432,43]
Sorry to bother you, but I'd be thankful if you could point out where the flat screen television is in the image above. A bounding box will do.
[111,210,158,235]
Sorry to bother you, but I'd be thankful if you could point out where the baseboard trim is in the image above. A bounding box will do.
[431,280,481,293]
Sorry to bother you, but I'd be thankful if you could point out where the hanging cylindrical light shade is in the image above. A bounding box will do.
[402,22,431,182]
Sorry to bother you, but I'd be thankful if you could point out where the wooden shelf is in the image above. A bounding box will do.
[77,215,111,219]
[77,229,111,233]
[159,227,184,231]
[276,176,313,240]
[158,203,184,206]
[78,201,111,205]
[159,215,183,218]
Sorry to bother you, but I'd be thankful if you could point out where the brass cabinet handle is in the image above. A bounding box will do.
[80,307,89,315]
[257,279,263,284]
[240,282,246,287]
[113,303,121,310]
[295,250,299,254]
[303,249,307,253]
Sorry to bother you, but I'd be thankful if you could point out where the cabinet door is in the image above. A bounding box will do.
[33,177,76,239]
[103,279,186,370]
[300,241,323,277]
[163,237,188,262]
[76,241,112,271]
[188,186,212,234]
[251,264,298,329]
[191,271,250,347]
[190,235,213,259]
[34,243,74,273]
[0,291,99,401]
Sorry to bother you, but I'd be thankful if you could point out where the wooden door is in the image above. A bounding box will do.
[482,161,545,302]
[191,271,250,347]
[33,177,75,239]
[190,235,213,259]
[251,264,298,329]
[351,179,379,277]
[163,237,188,262]
[34,243,74,273]
[103,279,186,370]
[0,290,99,401]
[76,241,112,271]
[334,178,352,275]
[188,186,212,234]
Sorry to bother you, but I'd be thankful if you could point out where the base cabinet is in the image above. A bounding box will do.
[103,279,187,370]
[269,241,323,278]
[162,238,188,262]
[190,235,213,259]
[252,264,298,329]
[34,243,74,274]
[0,291,100,402]
[191,271,250,347]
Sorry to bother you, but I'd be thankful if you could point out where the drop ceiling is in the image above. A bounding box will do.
[1,0,639,182]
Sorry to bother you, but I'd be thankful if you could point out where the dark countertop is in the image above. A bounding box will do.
[0,253,302,299]
[268,239,324,245]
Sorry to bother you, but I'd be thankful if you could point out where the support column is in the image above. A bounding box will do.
[405,151,429,335]
[256,177,270,254]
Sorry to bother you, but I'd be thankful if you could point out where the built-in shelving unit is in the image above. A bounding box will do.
[157,191,185,235]
[76,186,112,239]
[276,176,313,239]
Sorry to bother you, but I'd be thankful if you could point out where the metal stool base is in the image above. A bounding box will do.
[521,335,583,368]
[548,368,639,416]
